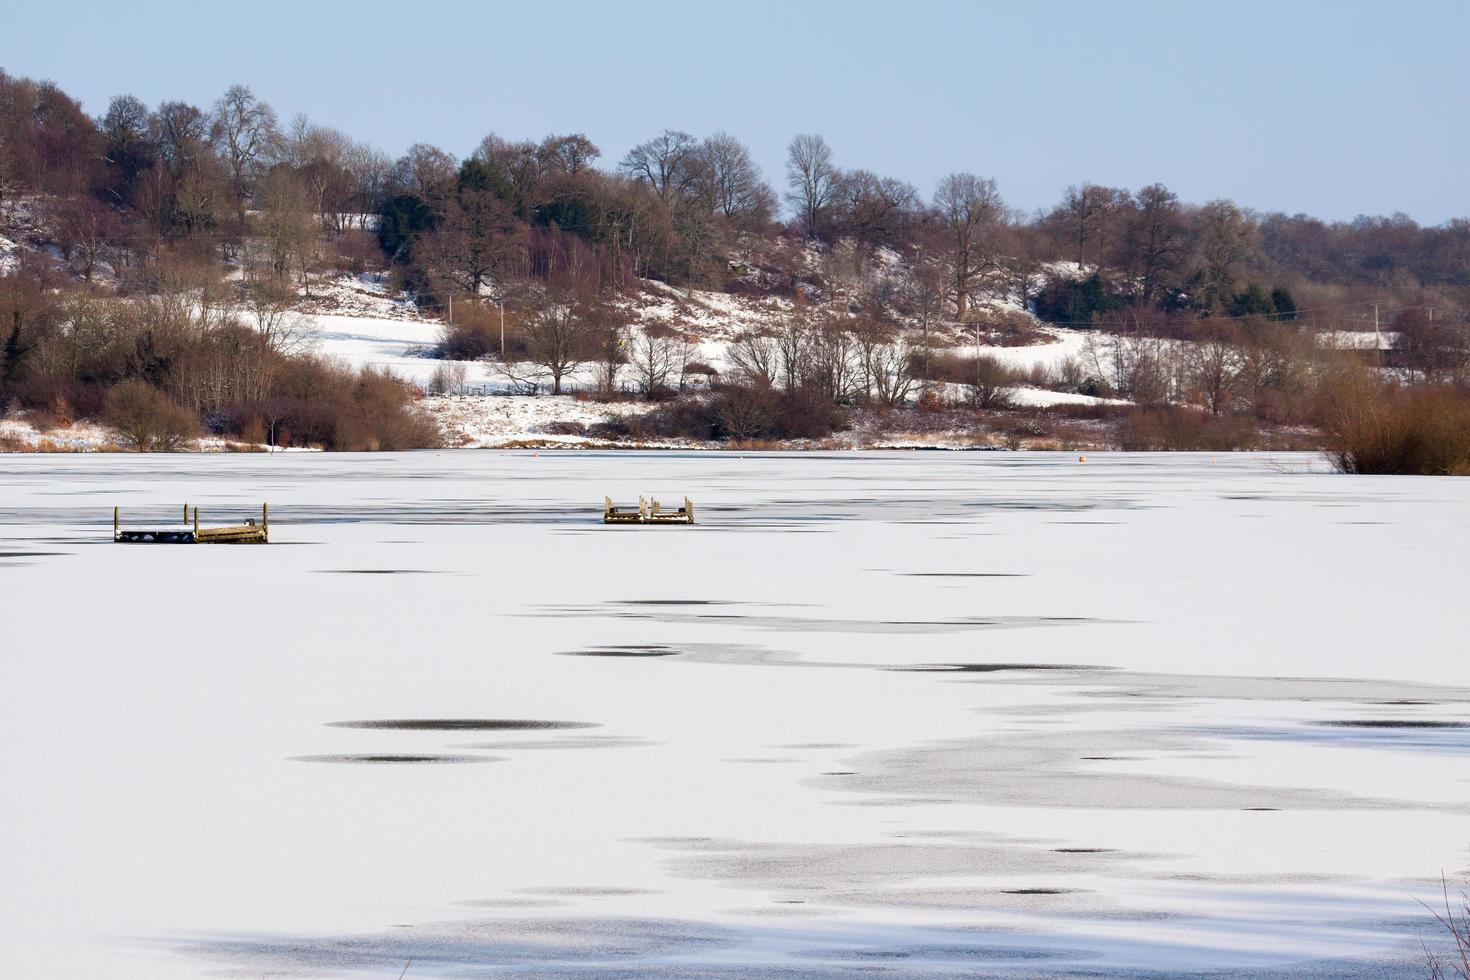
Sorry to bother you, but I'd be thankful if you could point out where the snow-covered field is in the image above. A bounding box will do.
[4,453,1466,977]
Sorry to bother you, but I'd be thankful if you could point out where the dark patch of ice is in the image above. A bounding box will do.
[289,753,496,765]
[328,719,598,731]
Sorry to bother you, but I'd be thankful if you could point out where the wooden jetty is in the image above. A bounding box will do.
[603,496,694,525]
[114,503,270,544]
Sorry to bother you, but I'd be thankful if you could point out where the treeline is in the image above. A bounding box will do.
[2,68,1469,466]
[4,69,1468,315]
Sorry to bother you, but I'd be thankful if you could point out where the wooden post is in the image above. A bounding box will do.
[262,503,269,543]
[113,506,119,542]
[193,507,199,539]
[183,503,188,523]
[686,497,694,524]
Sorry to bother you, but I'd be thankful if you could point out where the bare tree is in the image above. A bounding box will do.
[240,267,317,355]
[933,172,1003,320]
[852,318,916,406]
[1190,200,1261,312]
[0,128,15,206]
[53,197,119,281]
[629,324,687,396]
[1188,324,1241,415]
[391,143,458,204]
[620,130,698,202]
[255,168,318,294]
[282,117,355,232]
[427,361,468,396]
[785,134,839,238]
[209,84,282,231]
[836,170,919,249]
[1125,183,1186,303]
[538,133,600,175]
[515,292,596,395]
[868,332,918,407]
[693,132,773,226]
[1056,182,1125,265]
[588,312,627,396]
[418,189,519,299]
[727,329,779,387]
[343,142,392,227]
[473,135,543,217]
[901,248,947,388]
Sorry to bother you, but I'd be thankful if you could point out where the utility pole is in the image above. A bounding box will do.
[448,293,454,325]
[498,300,506,359]
[1373,303,1381,367]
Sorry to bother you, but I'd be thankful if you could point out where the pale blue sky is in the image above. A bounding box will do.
[3,0,1466,223]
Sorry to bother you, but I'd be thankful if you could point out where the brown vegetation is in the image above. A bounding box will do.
[1322,372,1470,475]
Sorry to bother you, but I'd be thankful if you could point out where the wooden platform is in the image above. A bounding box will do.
[604,496,694,525]
[114,504,270,544]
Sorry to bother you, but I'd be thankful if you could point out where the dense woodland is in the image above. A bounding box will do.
[2,69,1468,467]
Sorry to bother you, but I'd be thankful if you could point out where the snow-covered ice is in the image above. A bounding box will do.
[1,451,1467,976]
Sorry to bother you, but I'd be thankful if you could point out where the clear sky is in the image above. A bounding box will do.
[3,0,1466,223]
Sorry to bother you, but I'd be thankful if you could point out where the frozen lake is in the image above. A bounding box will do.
[2,451,1467,977]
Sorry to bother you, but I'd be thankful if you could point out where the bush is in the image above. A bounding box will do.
[439,307,503,360]
[1118,407,1259,451]
[218,358,442,450]
[922,352,1023,409]
[104,381,199,451]
[634,384,848,442]
[426,361,468,396]
[1323,378,1470,475]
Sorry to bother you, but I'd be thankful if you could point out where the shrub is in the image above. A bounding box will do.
[921,352,1024,408]
[218,359,442,450]
[634,384,848,442]
[104,381,199,451]
[439,308,502,360]
[427,361,467,396]
[1323,377,1470,475]
[1118,407,1259,451]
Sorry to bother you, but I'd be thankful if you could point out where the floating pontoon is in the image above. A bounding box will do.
[603,496,694,525]
[113,503,270,544]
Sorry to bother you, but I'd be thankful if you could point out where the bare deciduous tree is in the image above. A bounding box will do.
[693,132,772,226]
[933,172,1003,320]
[785,134,839,238]
[620,130,698,203]
[241,267,317,355]
[209,84,282,231]
[255,168,318,294]
[508,291,598,395]
[727,329,779,388]
[1125,183,1186,304]
[629,323,688,396]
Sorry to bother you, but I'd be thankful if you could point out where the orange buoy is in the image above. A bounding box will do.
[1078,455,1086,463]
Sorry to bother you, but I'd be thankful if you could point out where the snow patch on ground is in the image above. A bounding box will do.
[1007,385,1129,407]
[975,326,1092,372]
[423,395,661,448]
[1318,330,1399,350]
[0,233,20,274]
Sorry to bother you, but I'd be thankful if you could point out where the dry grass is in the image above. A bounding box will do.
[0,435,120,453]
[1424,876,1470,979]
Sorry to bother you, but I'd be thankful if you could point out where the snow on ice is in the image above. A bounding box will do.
[1,451,1467,976]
